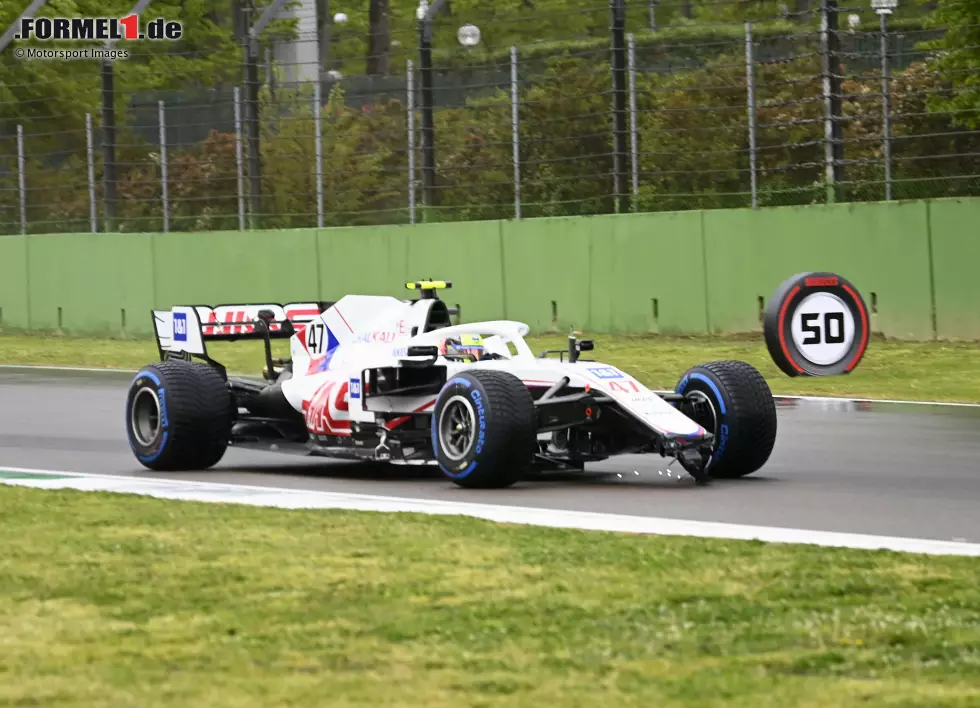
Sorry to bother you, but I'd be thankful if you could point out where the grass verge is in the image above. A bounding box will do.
[1,485,979,706]
[2,331,979,402]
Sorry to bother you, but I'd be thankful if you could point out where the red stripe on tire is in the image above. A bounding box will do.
[777,285,804,374]
[842,283,869,372]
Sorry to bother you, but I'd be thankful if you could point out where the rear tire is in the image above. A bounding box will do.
[674,360,777,479]
[431,369,537,489]
[126,359,233,471]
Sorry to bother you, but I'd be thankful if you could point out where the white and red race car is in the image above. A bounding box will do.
[126,281,777,487]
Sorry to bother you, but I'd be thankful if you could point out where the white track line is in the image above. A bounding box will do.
[2,466,978,557]
[770,394,980,408]
[652,390,980,408]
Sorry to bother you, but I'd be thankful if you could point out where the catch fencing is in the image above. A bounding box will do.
[0,0,978,235]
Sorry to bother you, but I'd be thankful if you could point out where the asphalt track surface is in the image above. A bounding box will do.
[2,367,979,543]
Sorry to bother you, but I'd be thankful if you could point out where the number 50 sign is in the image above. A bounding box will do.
[763,272,870,377]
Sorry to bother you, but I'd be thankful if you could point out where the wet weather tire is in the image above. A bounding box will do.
[126,359,233,471]
[675,360,777,479]
[431,369,537,489]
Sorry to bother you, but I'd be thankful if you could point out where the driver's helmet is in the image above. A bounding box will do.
[439,333,485,361]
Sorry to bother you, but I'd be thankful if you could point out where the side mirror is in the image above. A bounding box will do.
[577,339,594,352]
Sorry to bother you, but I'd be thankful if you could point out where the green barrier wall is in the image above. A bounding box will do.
[153,230,320,311]
[402,221,506,323]
[501,216,594,331]
[702,200,936,339]
[928,199,980,340]
[0,235,29,331]
[0,197,978,340]
[505,211,710,334]
[26,233,156,335]
[316,225,408,301]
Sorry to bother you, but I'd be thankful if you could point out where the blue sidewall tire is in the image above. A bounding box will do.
[430,369,536,489]
[126,367,170,464]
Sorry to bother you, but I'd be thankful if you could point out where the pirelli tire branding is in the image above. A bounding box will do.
[763,272,870,377]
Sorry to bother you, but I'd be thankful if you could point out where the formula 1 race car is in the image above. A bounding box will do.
[125,281,777,488]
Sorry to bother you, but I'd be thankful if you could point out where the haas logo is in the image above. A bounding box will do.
[198,303,322,336]
[302,380,350,435]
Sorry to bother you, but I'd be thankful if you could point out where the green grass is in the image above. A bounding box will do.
[1,485,979,706]
[2,331,979,402]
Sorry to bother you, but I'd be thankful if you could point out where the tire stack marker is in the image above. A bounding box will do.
[764,272,871,377]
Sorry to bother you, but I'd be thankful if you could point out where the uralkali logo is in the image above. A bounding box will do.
[15,16,183,42]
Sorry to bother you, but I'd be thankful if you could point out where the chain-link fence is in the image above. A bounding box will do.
[1,0,978,235]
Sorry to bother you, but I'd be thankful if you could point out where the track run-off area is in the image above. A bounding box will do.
[2,366,979,557]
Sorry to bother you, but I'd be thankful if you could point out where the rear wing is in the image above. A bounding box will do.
[151,301,331,375]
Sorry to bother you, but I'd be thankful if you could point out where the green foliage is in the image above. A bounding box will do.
[0,0,299,233]
[256,82,408,228]
[0,0,245,131]
[424,51,617,221]
[1,0,977,234]
[920,0,980,128]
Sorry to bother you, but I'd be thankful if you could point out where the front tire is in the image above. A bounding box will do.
[431,369,537,489]
[674,360,777,479]
[126,359,233,471]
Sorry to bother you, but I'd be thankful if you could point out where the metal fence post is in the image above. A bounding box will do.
[820,0,844,203]
[407,59,416,225]
[233,86,245,231]
[418,16,438,208]
[244,39,262,222]
[100,59,118,229]
[265,46,276,103]
[85,113,97,232]
[93,0,154,231]
[239,0,290,224]
[511,46,521,220]
[627,33,639,212]
[609,0,628,214]
[745,22,758,209]
[16,124,26,235]
[880,11,893,201]
[314,79,324,228]
[243,22,262,226]
[158,100,169,233]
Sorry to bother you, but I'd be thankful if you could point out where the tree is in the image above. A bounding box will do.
[0,0,243,140]
[921,0,980,128]
[0,0,294,233]
[366,0,389,75]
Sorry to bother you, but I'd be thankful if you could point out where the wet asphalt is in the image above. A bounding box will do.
[1,367,979,543]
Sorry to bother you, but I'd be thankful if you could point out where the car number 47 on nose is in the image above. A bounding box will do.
[589,366,641,393]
